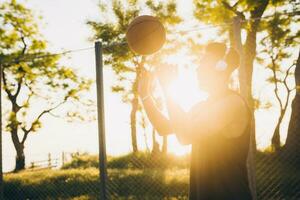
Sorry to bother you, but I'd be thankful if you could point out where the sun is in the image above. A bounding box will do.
[168,66,208,111]
[161,53,208,155]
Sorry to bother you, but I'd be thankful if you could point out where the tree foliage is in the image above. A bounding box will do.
[0,0,93,171]
[259,5,300,151]
[87,0,182,152]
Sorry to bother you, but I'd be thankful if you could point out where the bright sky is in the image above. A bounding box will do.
[1,0,297,172]
[2,0,196,172]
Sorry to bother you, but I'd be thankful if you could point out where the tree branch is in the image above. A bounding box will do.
[2,68,14,101]
[278,64,296,128]
[20,36,27,56]
[20,99,67,144]
[2,62,24,111]
[283,63,296,92]
[19,81,34,109]
[20,128,29,145]
[222,1,245,20]
[48,111,60,118]
[271,57,284,111]
[13,74,25,99]
[10,35,28,65]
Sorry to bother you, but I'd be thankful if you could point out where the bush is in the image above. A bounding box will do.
[62,152,190,170]
[61,153,98,169]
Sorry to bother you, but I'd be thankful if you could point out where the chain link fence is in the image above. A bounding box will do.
[1,9,300,200]
[2,60,300,199]
[2,134,300,200]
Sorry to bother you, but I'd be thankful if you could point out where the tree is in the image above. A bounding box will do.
[284,1,300,163]
[285,48,300,164]
[259,9,299,152]
[0,0,92,171]
[87,0,181,153]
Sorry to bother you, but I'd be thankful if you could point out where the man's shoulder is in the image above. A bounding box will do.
[225,92,249,112]
[187,92,247,116]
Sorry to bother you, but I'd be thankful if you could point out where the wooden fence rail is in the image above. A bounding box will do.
[26,152,67,171]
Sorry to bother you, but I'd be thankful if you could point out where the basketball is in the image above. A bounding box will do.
[126,15,166,55]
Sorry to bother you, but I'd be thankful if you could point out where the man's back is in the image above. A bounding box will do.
[188,91,252,200]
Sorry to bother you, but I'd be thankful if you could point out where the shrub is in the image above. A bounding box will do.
[61,152,190,170]
[61,153,98,169]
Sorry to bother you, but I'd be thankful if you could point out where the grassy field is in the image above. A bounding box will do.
[4,168,189,200]
[3,152,300,200]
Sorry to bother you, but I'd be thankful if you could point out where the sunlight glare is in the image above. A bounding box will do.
[162,53,208,155]
[168,66,208,112]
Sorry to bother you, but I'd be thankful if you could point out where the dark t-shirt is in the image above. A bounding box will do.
[188,91,252,200]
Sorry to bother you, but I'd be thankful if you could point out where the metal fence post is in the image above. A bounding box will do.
[95,41,108,200]
[0,63,3,199]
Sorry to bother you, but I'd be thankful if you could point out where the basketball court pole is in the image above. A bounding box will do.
[95,41,108,200]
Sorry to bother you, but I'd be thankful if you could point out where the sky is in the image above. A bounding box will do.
[1,0,297,172]
[1,0,196,172]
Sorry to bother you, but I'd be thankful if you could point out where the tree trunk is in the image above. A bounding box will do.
[232,16,258,199]
[162,136,168,154]
[11,129,25,171]
[243,0,269,149]
[15,152,25,171]
[130,69,141,153]
[284,49,300,164]
[151,128,160,155]
[231,2,269,197]
[271,123,281,152]
[130,95,139,153]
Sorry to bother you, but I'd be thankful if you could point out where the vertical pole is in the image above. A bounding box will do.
[0,63,3,199]
[95,41,108,200]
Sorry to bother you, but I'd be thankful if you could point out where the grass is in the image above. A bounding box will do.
[4,168,189,199]
[3,151,300,199]
[4,168,99,200]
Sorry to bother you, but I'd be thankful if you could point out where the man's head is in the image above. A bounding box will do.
[197,42,240,92]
